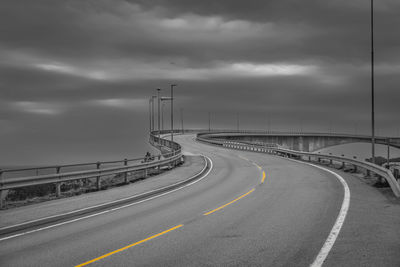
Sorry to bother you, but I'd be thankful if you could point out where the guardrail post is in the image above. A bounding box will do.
[96,162,101,190]
[353,165,358,173]
[55,167,61,197]
[158,155,162,173]
[0,189,6,209]
[341,162,345,169]
[308,156,311,162]
[124,159,129,184]
[0,170,7,209]
[173,153,177,168]
[367,170,371,176]
[352,157,358,173]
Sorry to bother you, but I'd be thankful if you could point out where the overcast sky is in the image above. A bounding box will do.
[1,0,400,166]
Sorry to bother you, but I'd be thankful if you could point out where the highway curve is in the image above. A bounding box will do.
[0,134,399,267]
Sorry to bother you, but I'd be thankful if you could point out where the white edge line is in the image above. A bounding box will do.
[0,156,213,242]
[284,157,350,267]
[309,162,350,267]
[0,155,208,231]
[202,139,350,266]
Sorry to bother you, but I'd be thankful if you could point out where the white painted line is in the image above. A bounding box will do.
[252,162,262,170]
[284,157,350,267]
[0,158,206,232]
[308,163,350,267]
[238,155,249,161]
[0,156,213,242]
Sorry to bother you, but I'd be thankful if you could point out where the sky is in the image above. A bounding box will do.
[1,0,400,166]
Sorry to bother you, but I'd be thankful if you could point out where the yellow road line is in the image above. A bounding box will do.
[261,171,266,183]
[204,189,255,216]
[75,224,183,267]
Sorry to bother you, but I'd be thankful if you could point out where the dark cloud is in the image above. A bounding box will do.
[0,0,399,165]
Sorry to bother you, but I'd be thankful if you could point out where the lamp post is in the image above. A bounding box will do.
[371,0,376,164]
[160,96,172,132]
[157,88,161,139]
[161,102,165,131]
[236,113,239,132]
[208,112,211,132]
[150,95,157,132]
[170,84,177,142]
[387,138,390,168]
[180,108,184,133]
[148,98,152,133]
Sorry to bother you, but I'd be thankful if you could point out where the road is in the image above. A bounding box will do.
[0,134,398,266]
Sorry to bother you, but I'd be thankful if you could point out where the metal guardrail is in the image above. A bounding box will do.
[0,133,183,208]
[197,134,400,198]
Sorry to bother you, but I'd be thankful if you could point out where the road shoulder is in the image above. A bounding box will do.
[320,168,400,267]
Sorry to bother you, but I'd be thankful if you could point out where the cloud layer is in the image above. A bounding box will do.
[1,0,399,165]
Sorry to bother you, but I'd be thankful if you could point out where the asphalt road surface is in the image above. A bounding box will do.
[0,134,398,267]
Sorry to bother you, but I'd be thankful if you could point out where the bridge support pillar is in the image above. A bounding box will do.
[353,165,358,173]
[341,162,345,169]
[367,170,371,176]
[330,159,333,165]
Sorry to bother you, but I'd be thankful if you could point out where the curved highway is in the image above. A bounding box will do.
[0,134,399,266]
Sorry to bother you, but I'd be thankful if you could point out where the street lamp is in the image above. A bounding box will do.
[236,113,239,132]
[370,0,376,164]
[160,96,173,132]
[208,112,211,132]
[150,95,157,132]
[161,101,165,131]
[170,84,177,142]
[180,108,184,133]
[148,98,152,133]
[157,88,161,140]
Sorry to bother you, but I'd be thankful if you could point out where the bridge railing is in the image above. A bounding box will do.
[0,132,183,208]
[197,134,400,198]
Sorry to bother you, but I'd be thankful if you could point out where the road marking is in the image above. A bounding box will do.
[0,156,213,242]
[203,188,255,216]
[237,155,265,185]
[253,163,262,170]
[238,155,249,161]
[249,162,265,184]
[308,163,350,267]
[283,158,350,267]
[75,224,183,267]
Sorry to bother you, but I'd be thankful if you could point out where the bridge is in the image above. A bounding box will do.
[0,130,399,266]
[196,131,400,152]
